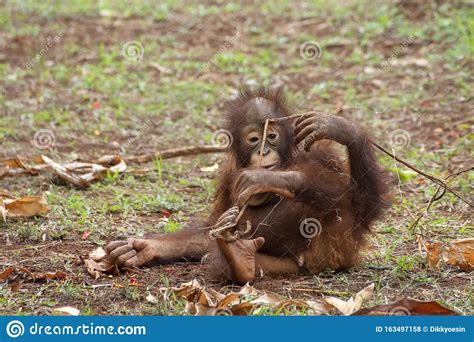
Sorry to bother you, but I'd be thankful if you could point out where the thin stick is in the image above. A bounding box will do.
[371,141,473,207]
[268,111,328,123]
[124,145,227,164]
[0,145,228,180]
[409,166,474,233]
[258,119,270,167]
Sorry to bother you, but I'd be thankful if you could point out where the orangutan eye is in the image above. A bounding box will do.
[267,132,279,143]
[246,133,260,146]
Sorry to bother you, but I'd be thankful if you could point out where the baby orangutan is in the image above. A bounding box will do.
[106,87,389,284]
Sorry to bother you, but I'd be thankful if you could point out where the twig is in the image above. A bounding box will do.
[123,145,227,164]
[371,141,473,207]
[409,166,474,234]
[258,119,270,167]
[268,111,328,123]
[0,145,228,180]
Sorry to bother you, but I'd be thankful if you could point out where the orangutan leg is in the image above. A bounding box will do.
[255,253,301,276]
[215,237,301,284]
[215,237,265,284]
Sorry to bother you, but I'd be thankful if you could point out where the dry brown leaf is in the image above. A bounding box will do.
[0,189,50,220]
[173,279,213,305]
[200,163,219,173]
[89,247,107,261]
[0,267,66,282]
[422,238,474,271]
[230,302,254,316]
[82,247,116,279]
[3,195,50,218]
[84,258,113,279]
[441,238,474,271]
[40,155,88,187]
[323,283,374,315]
[84,259,103,279]
[0,188,15,198]
[53,306,80,316]
[146,294,158,304]
[0,199,7,222]
[424,241,443,269]
[238,283,259,296]
[0,267,15,281]
[217,293,241,308]
[30,271,67,281]
[0,158,26,168]
[250,292,282,305]
[164,279,335,316]
[10,282,22,292]
[193,304,214,315]
[353,298,458,316]
[40,155,127,187]
[305,300,333,315]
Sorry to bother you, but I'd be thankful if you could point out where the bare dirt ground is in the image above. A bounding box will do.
[0,1,472,315]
